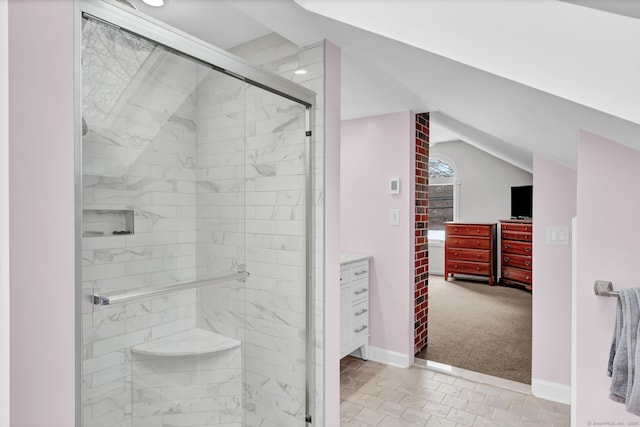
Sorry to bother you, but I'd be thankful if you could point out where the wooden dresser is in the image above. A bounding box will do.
[500,219,532,290]
[444,222,497,285]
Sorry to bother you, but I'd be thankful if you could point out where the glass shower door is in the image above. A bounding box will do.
[80,10,312,427]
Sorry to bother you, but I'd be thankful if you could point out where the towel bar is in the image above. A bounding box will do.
[594,280,620,298]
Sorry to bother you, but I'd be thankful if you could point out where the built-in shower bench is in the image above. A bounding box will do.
[130,327,240,356]
[130,328,243,425]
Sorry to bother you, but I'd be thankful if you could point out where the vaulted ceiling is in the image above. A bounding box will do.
[128,0,640,171]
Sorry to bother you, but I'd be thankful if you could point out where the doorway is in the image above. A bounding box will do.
[415,135,533,385]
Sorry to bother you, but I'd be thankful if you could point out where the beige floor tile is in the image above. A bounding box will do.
[353,407,386,425]
[377,388,406,403]
[423,400,451,418]
[340,356,571,427]
[425,414,457,426]
[510,400,541,419]
[492,407,523,425]
[402,407,433,424]
[465,401,495,418]
[356,393,385,410]
[378,400,407,418]
[441,394,468,410]
[446,408,476,426]
[400,394,430,409]
[341,400,363,421]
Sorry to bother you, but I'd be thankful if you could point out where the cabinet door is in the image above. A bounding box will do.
[340,286,350,354]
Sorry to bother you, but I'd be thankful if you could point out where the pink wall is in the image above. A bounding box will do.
[532,154,575,397]
[341,111,414,361]
[575,130,640,423]
[324,40,341,427]
[1,0,9,424]
[8,1,76,426]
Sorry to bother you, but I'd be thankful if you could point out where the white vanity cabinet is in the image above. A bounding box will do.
[340,253,371,359]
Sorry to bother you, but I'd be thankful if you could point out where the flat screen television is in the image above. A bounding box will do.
[511,185,533,219]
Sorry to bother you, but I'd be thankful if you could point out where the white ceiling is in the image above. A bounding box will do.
[126,0,640,171]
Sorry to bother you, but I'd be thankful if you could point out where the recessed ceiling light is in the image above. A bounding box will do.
[294,69,307,75]
[142,0,166,7]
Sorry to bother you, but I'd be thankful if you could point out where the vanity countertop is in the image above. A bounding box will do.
[340,252,371,265]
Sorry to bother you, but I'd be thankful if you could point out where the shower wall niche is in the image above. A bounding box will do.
[80,7,319,427]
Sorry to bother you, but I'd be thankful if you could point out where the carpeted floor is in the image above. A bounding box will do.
[416,275,532,384]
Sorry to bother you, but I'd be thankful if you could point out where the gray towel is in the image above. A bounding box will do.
[608,287,640,415]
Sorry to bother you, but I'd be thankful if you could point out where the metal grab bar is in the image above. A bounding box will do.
[594,280,620,298]
[92,266,249,306]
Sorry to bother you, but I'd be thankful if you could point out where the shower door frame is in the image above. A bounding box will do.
[74,0,319,425]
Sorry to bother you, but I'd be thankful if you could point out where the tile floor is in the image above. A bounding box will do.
[340,356,570,427]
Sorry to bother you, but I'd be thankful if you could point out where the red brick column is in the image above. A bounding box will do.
[414,113,429,354]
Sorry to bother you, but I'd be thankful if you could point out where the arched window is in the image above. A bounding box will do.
[428,156,459,230]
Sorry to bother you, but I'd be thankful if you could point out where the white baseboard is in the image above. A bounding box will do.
[367,346,411,368]
[531,379,571,405]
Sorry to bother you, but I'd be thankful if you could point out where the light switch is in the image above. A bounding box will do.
[546,226,569,245]
[390,209,400,226]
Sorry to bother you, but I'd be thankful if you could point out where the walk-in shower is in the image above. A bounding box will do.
[78,1,320,426]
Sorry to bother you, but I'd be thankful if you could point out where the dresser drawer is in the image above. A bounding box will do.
[502,266,532,285]
[446,236,491,250]
[446,224,492,237]
[502,253,532,269]
[501,222,532,233]
[446,248,490,263]
[502,240,532,256]
[446,260,490,276]
[501,231,532,242]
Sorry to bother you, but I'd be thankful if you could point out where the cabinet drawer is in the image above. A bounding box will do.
[446,248,490,263]
[352,301,369,323]
[446,224,491,237]
[446,260,490,276]
[350,264,369,282]
[351,301,369,338]
[501,231,531,242]
[502,253,532,270]
[501,222,532,233]
[351,282,369,304]
[502,266,532,284]
[502,240,531,256]
[446,236,490,250]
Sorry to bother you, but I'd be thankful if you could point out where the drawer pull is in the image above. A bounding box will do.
[355,308,368,316]
[354,288,368,295]
[504,257,510,262]
[354,270,367,276]
[504,244,510,249]
[525,247,531,253]
[526,275,530,280]
[476,266,481,271]
[504,270,509,276]
[525,261,531,266]
[454,252,459,256]
[354,325,368,333]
